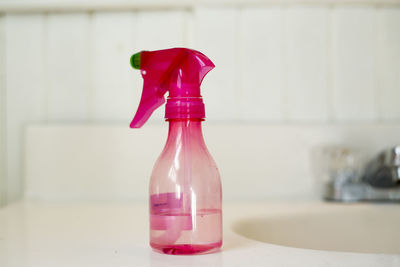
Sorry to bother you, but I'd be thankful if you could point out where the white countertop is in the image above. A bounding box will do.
[1,201,399,267]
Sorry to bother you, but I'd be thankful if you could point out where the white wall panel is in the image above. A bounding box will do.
[331,7,377,121]
[286,7,329,121]
[134,10,187,124]
[91,12,135,122]
[239,8,284,121]
[0,15,5,206]
[194,7,239,121]
[4,14,46,202]
[377,8,400,121]
[46,13,90,121]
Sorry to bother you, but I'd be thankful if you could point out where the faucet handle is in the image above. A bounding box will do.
[391,145,400,166]
[363,146,400,188]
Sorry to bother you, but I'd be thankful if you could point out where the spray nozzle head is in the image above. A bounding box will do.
[130,52,141,69]
[129,48,214,128]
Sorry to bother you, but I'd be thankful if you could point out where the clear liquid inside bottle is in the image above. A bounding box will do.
[149,119,222,255]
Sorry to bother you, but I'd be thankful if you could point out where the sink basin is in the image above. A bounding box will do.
[233,203,400,254]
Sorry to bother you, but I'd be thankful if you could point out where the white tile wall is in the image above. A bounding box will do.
[0,4,400,202]
[91,12,136,122]
[332,7,378,121]
[47,13,91,121]
[377,8,400,121]
[239,7,284,121]
[286,7,330,121]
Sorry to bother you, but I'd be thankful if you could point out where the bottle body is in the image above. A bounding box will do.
[149,119,222,255]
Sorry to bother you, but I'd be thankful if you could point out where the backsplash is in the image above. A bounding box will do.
[1,1,400,203]
[23,124,400,201]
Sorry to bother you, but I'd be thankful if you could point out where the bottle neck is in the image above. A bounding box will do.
[165,97,205,120]
[166,119,205,147]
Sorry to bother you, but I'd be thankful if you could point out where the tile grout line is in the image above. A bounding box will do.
[87,12,95,122]
[235,7,243,122]
[183,7,194,48]
[42,12,49,123]
[0,14,6,205]
[374,6,383,122]
[328,6,337,122]
[281,4,289,122]
[130,10,137,115]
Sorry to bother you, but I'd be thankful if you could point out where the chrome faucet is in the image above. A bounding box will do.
[323,146,400,202]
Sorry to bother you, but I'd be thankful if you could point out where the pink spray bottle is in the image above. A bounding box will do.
[129,48,222,255]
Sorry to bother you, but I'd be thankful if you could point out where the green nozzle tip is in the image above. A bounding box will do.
[130,52,141,69]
